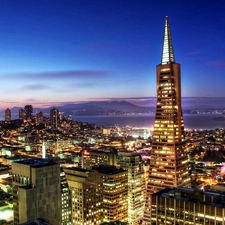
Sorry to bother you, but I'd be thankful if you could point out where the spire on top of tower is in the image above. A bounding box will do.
[161,16,175,65]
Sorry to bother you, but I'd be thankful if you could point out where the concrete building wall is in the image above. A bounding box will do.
[12,160,62,225]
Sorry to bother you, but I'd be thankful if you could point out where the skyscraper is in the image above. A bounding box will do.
[92,165,128,223]
[5,108,11,122]
[117,152,145,225]
[64,167,103,225]
[24,105,33,120]
[19,108,26,120]
[36,111,43,125]
[143,16,190,224]
[12,158,62,225]
[50,108,59,129]
[60,168,72,225]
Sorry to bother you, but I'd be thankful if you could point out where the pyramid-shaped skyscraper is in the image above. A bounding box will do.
[143,16,190,224]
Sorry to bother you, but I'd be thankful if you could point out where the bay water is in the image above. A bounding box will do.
[72,114,225,130]
[2,113,225,130]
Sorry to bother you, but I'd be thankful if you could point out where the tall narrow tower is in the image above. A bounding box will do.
[143,16,190,224]
[5,108,11,122]
[50,108,59,129]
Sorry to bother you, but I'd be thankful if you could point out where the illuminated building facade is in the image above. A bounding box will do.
[50,108,59,129]
[117,152,145,225]
[143,16,190,224]
[12,159,61,225]
[42,141,46,158]
[60,168,72,225]
[82,148,117,169]
[36,111,43,125]
[102,128,111,135]
[151,187,225,225]
[59,111,64,120]
[64,167,103,225]
[5,108,11,122]
[93,165,128,222]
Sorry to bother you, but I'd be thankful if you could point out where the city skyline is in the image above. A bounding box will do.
[0,0,224,110]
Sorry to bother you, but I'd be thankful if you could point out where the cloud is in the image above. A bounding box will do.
[71,82,97,88]
[0,70,111,80]
[206,60,225,69]
[24,98,39,102]
[23,84,50,90]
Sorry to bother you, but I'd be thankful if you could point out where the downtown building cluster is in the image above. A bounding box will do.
[1,106,149,224]
[1,16,225,225]
[11,152,145,224]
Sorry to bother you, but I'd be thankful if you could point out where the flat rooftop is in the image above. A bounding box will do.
[64,167,93,173]
[155,187,225,207]
[13,158,58,168]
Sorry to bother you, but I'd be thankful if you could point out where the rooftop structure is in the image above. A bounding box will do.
[13,158,57,168]
[81,148,117,169]
[151,187,225,224]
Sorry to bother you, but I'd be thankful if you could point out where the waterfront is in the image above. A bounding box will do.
[2,113,225,130]
[72,114,225,130]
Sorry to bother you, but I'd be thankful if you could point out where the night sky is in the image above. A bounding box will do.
[0,0,224,109]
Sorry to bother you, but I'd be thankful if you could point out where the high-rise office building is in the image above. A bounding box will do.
[5,108,11,122]
[117,152,145,225]
[50,108,59,129]
[64,167,103,225]
[19,108,26,120]
[12,158,62,225]
[93,165,128,223]
[82,148,117,169]
[60,167,72,225]
[36,111,43,125]
[143,16,190,224]
[24,105,33,120]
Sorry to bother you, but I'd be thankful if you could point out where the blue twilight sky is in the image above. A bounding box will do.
[0,0,224,109]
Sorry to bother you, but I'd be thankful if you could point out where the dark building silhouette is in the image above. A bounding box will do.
[5,108,11,122]
[19,108,26,120]
[50,108,59,129]
[24,105,33,120]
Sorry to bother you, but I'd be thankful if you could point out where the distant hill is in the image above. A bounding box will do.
[3,97,225,117]
[55,101,153,115]
[1,101,154,116]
